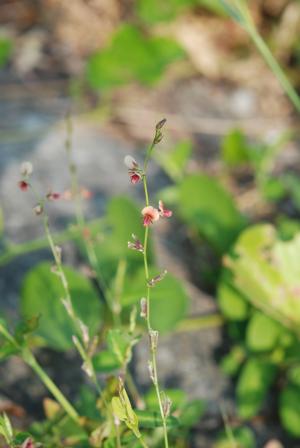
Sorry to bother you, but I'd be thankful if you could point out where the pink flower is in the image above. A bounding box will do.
[158,200,172,218]
[124,155,142,185]
[142,206,160,226]
[18,180,29,191]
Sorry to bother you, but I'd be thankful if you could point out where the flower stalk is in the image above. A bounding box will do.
[125,121,171,446]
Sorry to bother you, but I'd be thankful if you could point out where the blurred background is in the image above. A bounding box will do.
[1,1,300,447]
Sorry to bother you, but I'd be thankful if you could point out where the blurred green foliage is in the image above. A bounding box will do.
[21,262,103,350]
[0,38,12,67]
[87,25,185,90]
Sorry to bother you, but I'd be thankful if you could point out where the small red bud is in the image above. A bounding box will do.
[18,180,29,191]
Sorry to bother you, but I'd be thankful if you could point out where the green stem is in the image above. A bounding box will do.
[126,371,145,409]
[0,219,103,267]
[142,174,169,448]
[23,349,80,423]
[64,115,115,316]
[139,436,150,448]
[224,0,300,113]
[247,24,300,113]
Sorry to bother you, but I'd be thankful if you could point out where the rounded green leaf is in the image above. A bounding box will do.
[122,268,188,332]
[279,384,300,437]
[21,262,102,350]
[237,358,276,419]
[178,174,246,253]
[217,281,249,321]
[87,25,184,90]
[246,312,282,352]
[93,350,121,373]
[215,426,255,448]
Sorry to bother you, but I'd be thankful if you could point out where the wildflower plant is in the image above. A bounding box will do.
[0,117,205,447]
[124,118,172,448]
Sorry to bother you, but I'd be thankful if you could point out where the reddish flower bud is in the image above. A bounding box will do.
[18,180,29,191]
[130,172,142,184]
[128,234,144,253]
[147,270,167,287]
[46,191,60,201]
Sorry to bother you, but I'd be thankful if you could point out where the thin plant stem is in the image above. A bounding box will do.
[64,114,118,323]
[220,403,237,448]
[0,218,104,267]
[23,348,80,424]
[115,422,122,448]
[222,0,300,113]
[141,130,170,447]
[0,301,80,425]
[126,371,145,409]
[246,24,300,113]
[139,436,150,448]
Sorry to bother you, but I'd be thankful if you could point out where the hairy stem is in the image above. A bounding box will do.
[142,171,169,448]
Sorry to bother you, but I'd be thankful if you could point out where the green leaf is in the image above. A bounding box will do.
[90,196,150,283]
[21,262,103,350]
[226,225,300,333]
[87,25,184,90]
[0,38,12,67]
[217,278,249,321]
[287,365,300,388]
[246,312,282,352]
[222,129,250,168]
[237,358,276,419]
[135,410,179,429]
[112,385,140,438]
[221,345,246,376]
[14,315,40,344]
[76,386,100,420]
[178,399,206,427]
[136,0,224,23]
[145,388,187,411]
[136,0,197,24]
[13,432,34,445]
[93,350,121,373]
[279,384,300,436]
[0,342,19,361]
[107,328,139,367]
[122,268,188,332]
[215,426,256,448]
[178,174,246,253]
[154,140,192,181]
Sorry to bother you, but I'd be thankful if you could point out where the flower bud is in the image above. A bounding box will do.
[18,180,29,191]
[148,361,155,384]
[156,118,167,130]
[149,330,159,351]
[124,155,138,169]
[54,245,62,263]
[162,393,172,418]
[140,297,147,319]
[147,270,167,287]
[33,203,43,216]
[20,161,33,177]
